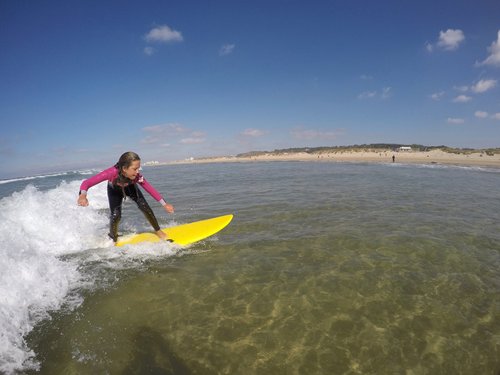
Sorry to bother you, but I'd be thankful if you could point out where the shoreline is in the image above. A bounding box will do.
[163,149,500,168]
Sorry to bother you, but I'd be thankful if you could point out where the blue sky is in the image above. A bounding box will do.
[1,0,499,178]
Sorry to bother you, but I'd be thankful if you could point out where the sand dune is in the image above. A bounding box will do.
[169,149,500,168]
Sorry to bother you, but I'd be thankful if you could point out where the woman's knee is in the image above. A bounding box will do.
[110,207,122,222]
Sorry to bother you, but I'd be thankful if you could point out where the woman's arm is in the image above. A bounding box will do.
[77,166,116,206]
[137,176,175,213]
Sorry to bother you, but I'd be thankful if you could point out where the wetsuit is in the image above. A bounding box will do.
[79,166,167,241]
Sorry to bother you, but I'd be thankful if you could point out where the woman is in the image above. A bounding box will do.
[77,152,174,242]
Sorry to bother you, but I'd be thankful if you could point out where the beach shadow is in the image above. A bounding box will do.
[122,327,191,375]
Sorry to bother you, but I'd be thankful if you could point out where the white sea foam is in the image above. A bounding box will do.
[386,162,500,173]
[0,172,72,185]
[0,177,182,373]
[0,169,101,186]
[0,180,109,373]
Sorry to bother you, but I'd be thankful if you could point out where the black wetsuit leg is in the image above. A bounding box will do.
[107,183,124,242]
[107,183,162,241]
[128,185,161,232]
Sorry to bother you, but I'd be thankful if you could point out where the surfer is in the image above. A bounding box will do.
[77,151,175,242]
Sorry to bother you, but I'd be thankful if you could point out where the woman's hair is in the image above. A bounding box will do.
[114,152,141,199]
[116,151,141,172]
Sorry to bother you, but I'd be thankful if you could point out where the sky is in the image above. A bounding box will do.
[1,0,500,178]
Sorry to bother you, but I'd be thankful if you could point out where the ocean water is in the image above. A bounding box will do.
[0,161,499,374]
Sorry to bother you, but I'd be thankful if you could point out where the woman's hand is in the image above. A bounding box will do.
[78,194,89,206]
[163,203,175,214]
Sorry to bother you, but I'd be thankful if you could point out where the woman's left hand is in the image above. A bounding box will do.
[163,203,175,214]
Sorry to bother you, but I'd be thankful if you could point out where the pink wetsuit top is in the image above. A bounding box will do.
[79,166,167,206]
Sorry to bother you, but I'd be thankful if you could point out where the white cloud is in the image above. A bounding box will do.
[425,42,433,52]
[454,85,469,92]
[290,127,341,141]
[437,29,465,51]
[358,87,391,100]
[141,136,157,145]
[190,131,206,138]
[360,74,373,80]
[381,87,392,99]
[219,44,235,56]
[430,91,445,101]
[491,113,500,120]
[180,137,206,144]
[144,25,183,43]
[358,91,377,99]
[144,47,155,56]
[471,79,497,93]
[476,30,500,67]
[447,117,465,124]
[180,129,206,144]
[241,128,266,137]
[142,123,187,135]
[141,123,205,145]
[452,95,472,103]
[475,111,489,118]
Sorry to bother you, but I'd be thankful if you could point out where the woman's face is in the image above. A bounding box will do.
[122,160,141,180]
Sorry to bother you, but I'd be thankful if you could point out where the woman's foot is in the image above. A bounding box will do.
[156,230,173,242]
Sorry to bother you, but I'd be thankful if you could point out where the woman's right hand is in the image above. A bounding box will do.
[78,194,89,206]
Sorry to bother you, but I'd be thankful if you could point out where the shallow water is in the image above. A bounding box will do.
[1,162,500,374]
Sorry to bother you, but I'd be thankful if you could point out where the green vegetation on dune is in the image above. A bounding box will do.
[236,144,500,158]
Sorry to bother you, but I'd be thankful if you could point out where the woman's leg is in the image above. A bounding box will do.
[107,183,123,242]
[127,185,162,232]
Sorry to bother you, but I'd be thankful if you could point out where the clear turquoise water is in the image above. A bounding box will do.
[1,162,500,374]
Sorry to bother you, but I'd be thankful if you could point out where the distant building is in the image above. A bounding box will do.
[143,161,160,166]
[399,146,412,152]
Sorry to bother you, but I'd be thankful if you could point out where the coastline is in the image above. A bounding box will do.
[164,149,500,168]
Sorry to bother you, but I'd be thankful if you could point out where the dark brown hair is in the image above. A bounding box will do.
[115,151,141,172]
[114,152,141,198]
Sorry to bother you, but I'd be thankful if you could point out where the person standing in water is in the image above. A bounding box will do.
[77,152,175,242]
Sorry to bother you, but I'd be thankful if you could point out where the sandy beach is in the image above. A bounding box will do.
[168,149,500,168]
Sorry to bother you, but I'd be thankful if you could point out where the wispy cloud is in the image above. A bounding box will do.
[143,123,187,135]
[452,95,472,103]
[454,85,469,92]
[427,29,465,52]
[471,79,497,93]
[290,126,342,141]
[430,91,445,101]
[219,44,235,56]
[180,136,206,144]
[360,74,373,80]
[473,111,500,120]
[381,87,392,99]
[241,128,267,137]
[141,123,205,145]
[476,30,500,67]
[358,91,376,99]
[358,87,391,100]
[144,25,184,43]
[434,79,496,103]
[143,46,155,56]
[447,117,465,124]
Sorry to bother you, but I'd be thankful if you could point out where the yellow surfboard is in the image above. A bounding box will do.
[115,214,233,247]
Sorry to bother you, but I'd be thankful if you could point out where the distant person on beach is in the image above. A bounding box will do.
[392,155,395,163]
[77,151,175,243]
